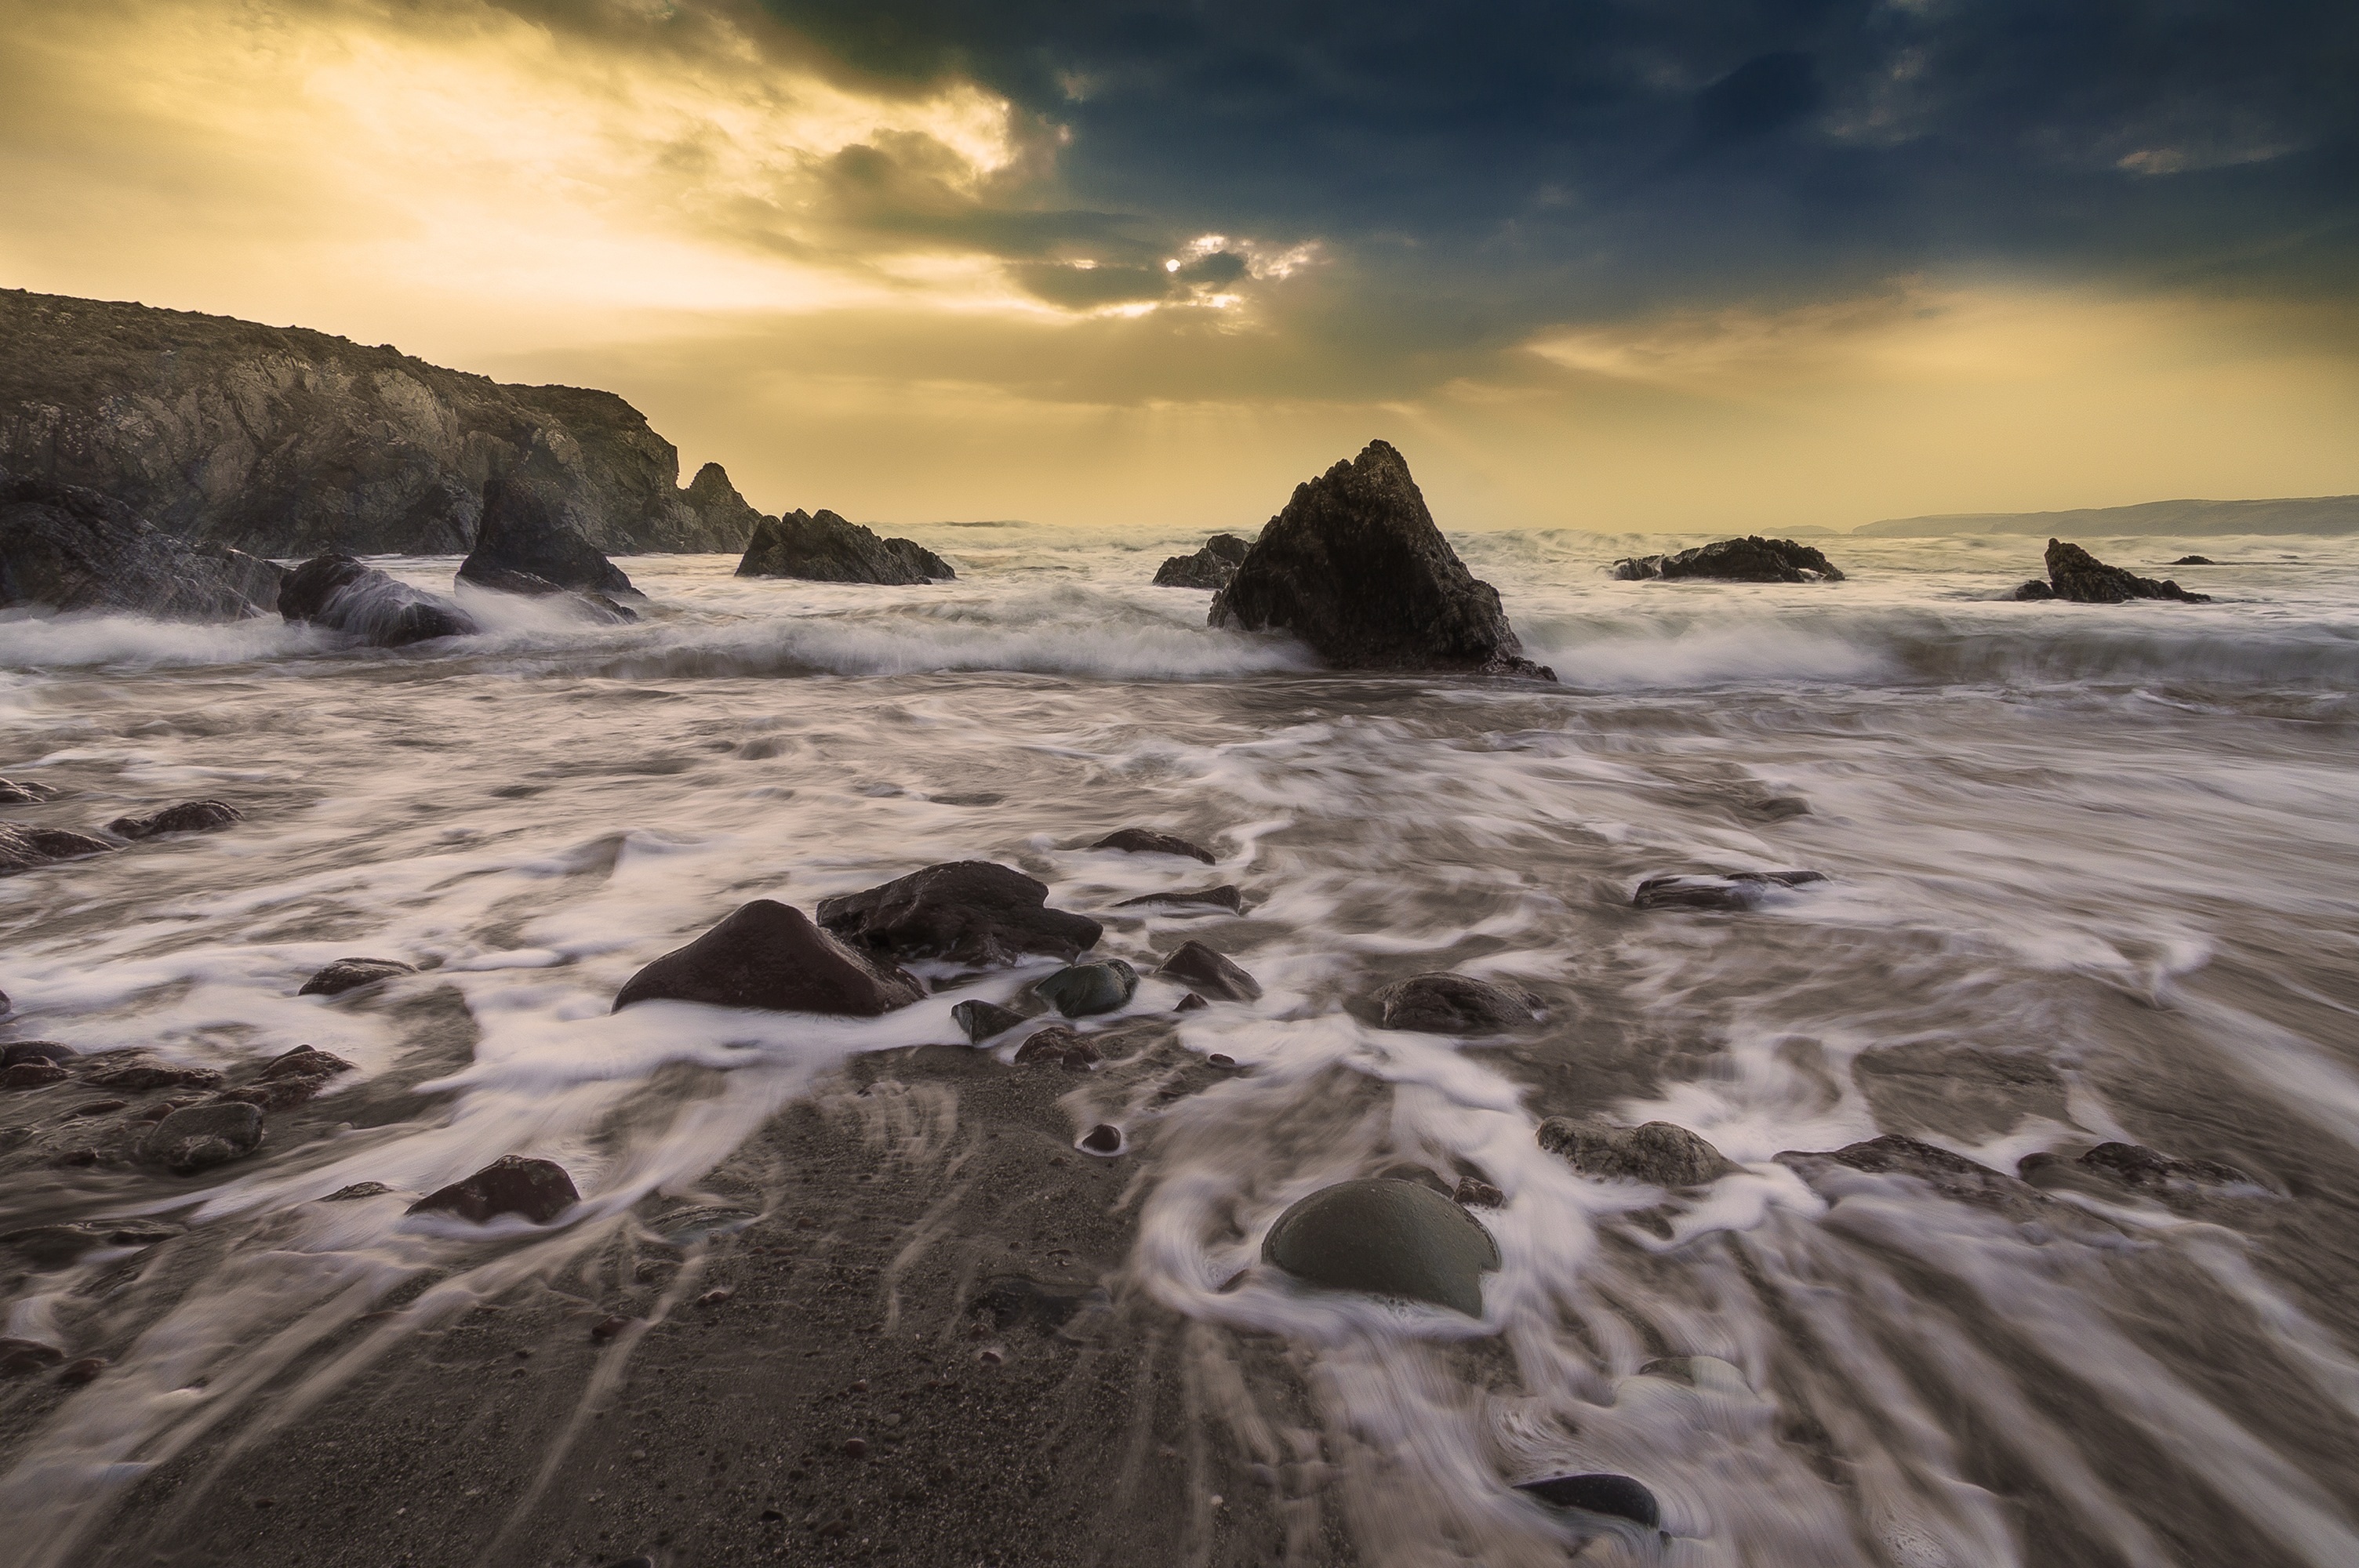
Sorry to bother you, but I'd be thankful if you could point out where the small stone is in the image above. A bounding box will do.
[1538,1118,1736,1189]
[977,1348,1002,1366]
[1175,993,1209,1013]
[1113,884,1246,915]
[1031,960,1139,1018]
[1152,940,1262,1003]
[590,1316,631,1341]
[1206,1052,1237,1068]
[2,1061,68,1089]
[849,1378,868,1392]
[55,1356,107,1386]
[842,1438,868,1458]
[299,958,416,997]
[1012,1027,1101,1072]
[1079,1123,1124,1156]
[1452,1177,1505,1209]
[1261,1178,1502,1317]
[1631,871,1826,913]
[1090,828,1216,864]
[698,1287,735,1306]
[106,800,242,840]
[142,1102,264,1174]
[0,1040,74,1068]
[322,1181,393,1202]
[1514,1472,1661,1529]
[0,1339,65,1377]
[407,1155,580,1224]
[951,1000,1027,1044]
[1370,973,1532,1034]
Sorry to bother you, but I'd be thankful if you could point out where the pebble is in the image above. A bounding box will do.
[842,1438,868,1457]
[1453,1177,1505,1209]
[1080,1123,1125,1156]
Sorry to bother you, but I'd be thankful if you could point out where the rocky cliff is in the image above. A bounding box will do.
[0,289,761,557]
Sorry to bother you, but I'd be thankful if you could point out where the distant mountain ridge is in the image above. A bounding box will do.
[1858,495,2359,538]
[0,289,763,557]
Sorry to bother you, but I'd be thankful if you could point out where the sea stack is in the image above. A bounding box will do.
[457,463,638,597]
[1209,441,1552,677]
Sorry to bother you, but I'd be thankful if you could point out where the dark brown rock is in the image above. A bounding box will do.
[1776,1133,2037,1212]
[143,1102,264,1173]
[1,1041,74,1068]
[299,957,417,996]
[2170,554,2216,566]
[453,562,637,622]
[1151,533,1252,590]
[5,1218,182,1268]
[86,1054,224,1092]
[1613,536,1843,583]
[612,900,923,1016]
[408,1155,580,1224]
[0,466,282,619]
[459,464,638,597]
[1152,940,1261,1003]
[1078,1123,1124,1155]
[0,823,118,873]
[1371,972,1532,1033]
[816,861,1103,966]
[105,799,241,839]
[1453,1177,1505,1209]
[1209,441,1550,677]
[1175,993,1209,1013]
[56,1356,107,1386]
[2,1061,69,1090]
[260,1044,355,1080]
[322,1182,394,1202]
[280,554,482,645]
[1090,828,1215,863]
[0,1339,65,1377]
[1515,1472,1661,1528]
[1113,884,1245,914]
[2026,1140,2259,1196]
[1539,1118,1736,1188]
[0,779,59,803]
[1632,870,1826,912]
[950,1000,1028,1044]
[1012,1027,1100,1071]
[735,509,953,584]
[2011,578,2055,601]
[2042,539,2210,604]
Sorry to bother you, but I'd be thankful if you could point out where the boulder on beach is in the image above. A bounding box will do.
[2037,539,2211,604]
[408,1154,580,1224]
[1208,441,1553,677]
[280,554,482,646]
[1613,536,1844,584]
[735,509,954,585]
[458,466,638,597]
[1539,1117,1736,1188]
[1091,828,1216,863]
[142,1102,263,1174]
[1260,1178,1501,1316]
[0,466,283,620]
[816,861,1103,966]
[1151,939,1261,1002]
[612,899,924,1015]
[1032,960,1140,1018]
[104,799,241,840]
[1632,870,1826,912]
[1371,973,1531,1034]
[0,823,117,875]
[1152,533,1252,590]
[299,957,418,996]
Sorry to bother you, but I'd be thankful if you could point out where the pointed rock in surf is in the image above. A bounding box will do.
[1152,532,1252,590]
[2040,539,2210,604]
[459,465,638,597]
[1152,939,1261,1002]
[280,554,481,646]
[1209,441,1551,677]
[612,899,924,1015]
[736,509,954,585]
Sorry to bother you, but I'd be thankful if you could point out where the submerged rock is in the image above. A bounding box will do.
[454,562,637,622]
[1261,1178,1501,1317]
[4,1218,183,1268]
[1152,533,1252,590]
[1113,884,1245,915]
[2041,539,2210,604]
[1152,940,1261,1003]
[1614,536,1843,584]
[1091,828,1216,863]
[1539,1118,1736,1188]
[85,1053,223,1092]
[1453,1176,1505,1209]
[1371,973,1531,1034]
[1776,1133,2037,1212]
[1632,870,1826,912]
[280,554,482,646]
[1,1042,75,1068]
[458,466,637,597]
[0,1339,65,1378]
[816,861,1103,966]
[143,1102,263,1174]
[1515,1473,1661,1529]
[1209,441,1552,677]
[2,1061,68,1090]
[612,899,924,1016]
[1012,1026,1101,1070]
[2010,578,2055,601]
[0,823,117,874]
[735,509,954,585]
[105,799,241,839]
[1032,960,1140,1018]
[0,779,60,804]
[2019,1140,2259,1198]
[951,999,1029,1044]
[408,1154,580,1224]
[0,467,282,619]
[299,957,418,996]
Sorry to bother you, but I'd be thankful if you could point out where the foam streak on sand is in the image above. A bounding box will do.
[2,533,2359,1565]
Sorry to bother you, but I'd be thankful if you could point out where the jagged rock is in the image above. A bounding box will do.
[0,467,282,619]
[685,462,767,541]
[1,1042,74,1068]
[1012,1026,1101,1070]
[612,899,923,1015]
[84,1054,224,1093]
[1152,940,1261,1003]
[3,1218,182,1268]
[1371,973,1531,1034]
[2019,1141,2258,1197]
[2,1062,68,1089]
[0,779,60,803]
[457,466,637,597]
[453,562,637,622]
[2041,539,2210,604]
[322,1181,393,1201]
[1539,1118,1736,1188]
[1152,533,1253,590]
[1453,1176,1505,1209]
[104,799,240,839]
[407,1154,580,1224]
[1113,884,1245,915]
[1091,828,1216,863]
[1613,537,1844,583]
[2011,578,2055,601]
[0,289,758,556]
[279,554,481,646]
[735,509,954,585]
[951,1000,1028,1044]
[1260,1178,1501,1316]
[1210,442,1550,677]
[1032,960,1140,1018]
[1632,870,1826,912]
[299,957,417,996]
[2170,554,2217,566]
[0,1339,64,1377]
[1776,1133,2038,1213]
[816,862,1103,966]
[0,823,117,873]
[1515,1473,1661,1529]
[142,1102,263,1174]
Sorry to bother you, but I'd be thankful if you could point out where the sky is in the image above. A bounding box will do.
[2,0,2354,533]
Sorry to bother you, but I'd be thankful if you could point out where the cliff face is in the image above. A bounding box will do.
[0,289,760,557]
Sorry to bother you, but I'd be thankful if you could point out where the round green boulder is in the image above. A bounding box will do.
[1260,1178,1502,1317]
[1032,959,1139,1018]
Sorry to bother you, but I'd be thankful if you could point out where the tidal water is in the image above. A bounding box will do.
[3,528,2358,1566]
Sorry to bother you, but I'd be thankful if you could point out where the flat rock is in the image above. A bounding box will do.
[299,957,418,997]
[322,1181,394,1202]
[1151,533,1252,590]
[612,899,924,1015]
[0,779,60,804]
[1371,973,1530,1033]
[280,554,482,645]
[143,1102,264,1174]
[1091,828,1215,863]
[735,508,953,584]
[1776,1133,2039,1214]
[1514,1473,1661,1529]
[4,1218,184,1269]
[1539,1118,1736,1188]
[1113,884,1245,915]
[951,1000,1028,1044]
[1261,1178,1501,1317]
[1031,960,1140,1018]
[1012,1026,1101,1070]
[816,861,1103,966]
[1151,940,1261,1003]
[105,799,241,839]
[409,1154,580,1224]
[0,823,118,874]
[1632,870,1826,912]
[85,1054,224,1092]
[1614,536,1843,583]
[2041,539,2210,604]
[2,1061,70,1089]
[2170,554,2217,567]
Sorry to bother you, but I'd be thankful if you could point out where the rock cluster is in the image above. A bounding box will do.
[736,510,954,585]
[1209,441,1552,677]
[1613,537,1844,583]
[2014,539,2211,603]
[280,554,481,646]
[1151,533,1252,590]
[0,467,283,620]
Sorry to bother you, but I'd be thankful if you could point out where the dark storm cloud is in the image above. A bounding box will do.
[747,0,2358,326]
